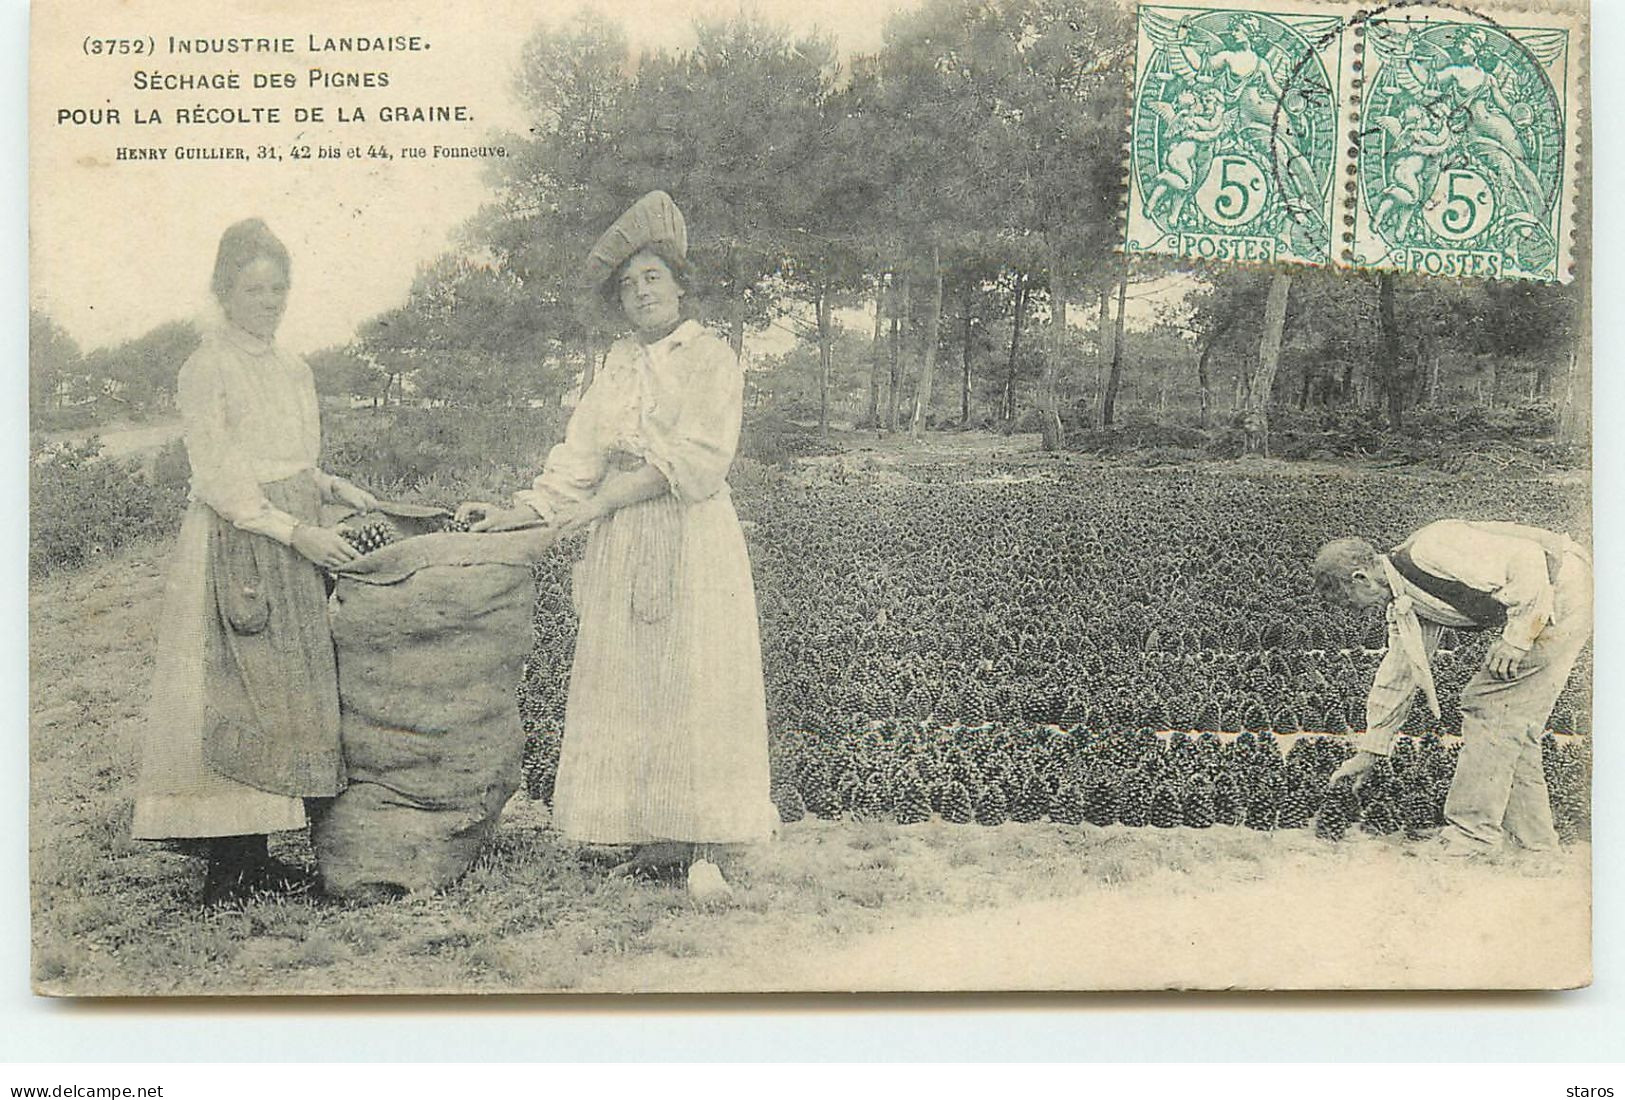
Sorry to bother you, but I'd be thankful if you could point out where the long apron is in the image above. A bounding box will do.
[132,472,344,839]
[549,488,778,846]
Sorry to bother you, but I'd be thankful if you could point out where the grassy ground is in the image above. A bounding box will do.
[29,448,1592,997]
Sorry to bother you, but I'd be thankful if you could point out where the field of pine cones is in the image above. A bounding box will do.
[505,462,1592,841]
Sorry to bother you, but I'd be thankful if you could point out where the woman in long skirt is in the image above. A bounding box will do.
[132,218,378,904]
[466,192,777,896]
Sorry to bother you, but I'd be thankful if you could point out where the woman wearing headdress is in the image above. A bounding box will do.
[462,191,776,897]
[131,218,378,905]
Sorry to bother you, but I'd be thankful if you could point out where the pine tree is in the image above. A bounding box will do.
[1049,782,1085,825]
[1149,780,1183,828]
[940,780,974,825]
[975,784,1009,826]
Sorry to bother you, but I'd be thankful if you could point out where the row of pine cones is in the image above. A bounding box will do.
[519,726,1591,844]
[338,512,474,556]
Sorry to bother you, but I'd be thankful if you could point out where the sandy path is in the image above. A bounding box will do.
[595,840,1590,993]
[89,421,183,457]
[37,419,183,459]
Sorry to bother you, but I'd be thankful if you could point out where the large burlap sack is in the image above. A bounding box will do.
[312,528,551,902]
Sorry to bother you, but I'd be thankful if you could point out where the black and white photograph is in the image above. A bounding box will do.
[25,0,1594,997]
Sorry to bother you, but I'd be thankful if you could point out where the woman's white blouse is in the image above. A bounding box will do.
[515,320,743,521]
[176,322,338,544]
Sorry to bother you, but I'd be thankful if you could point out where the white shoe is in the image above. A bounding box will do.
[687,859,734,901]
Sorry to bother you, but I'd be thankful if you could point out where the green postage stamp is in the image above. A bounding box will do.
[1124,0,1586,282]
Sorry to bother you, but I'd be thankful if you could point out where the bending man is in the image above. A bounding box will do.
[1312,520,1591,856]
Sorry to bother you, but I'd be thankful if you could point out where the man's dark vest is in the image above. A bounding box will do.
[1387,537,1560,631]
[1386,547,1506,630]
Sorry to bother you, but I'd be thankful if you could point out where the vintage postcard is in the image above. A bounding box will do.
[28,0,1592,996]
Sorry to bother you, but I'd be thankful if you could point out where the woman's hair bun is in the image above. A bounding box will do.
[211,218,291,301]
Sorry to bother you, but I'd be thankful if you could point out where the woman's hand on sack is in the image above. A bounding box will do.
[333,478,379,513]
[293,524,359,569]
[470,505,543,533]
[551,497,609,538]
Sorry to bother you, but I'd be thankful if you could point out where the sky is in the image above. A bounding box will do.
[28,0,904,356]
[30,0,1183,364]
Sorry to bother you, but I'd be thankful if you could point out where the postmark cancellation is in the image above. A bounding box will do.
[1124,0,1586,283]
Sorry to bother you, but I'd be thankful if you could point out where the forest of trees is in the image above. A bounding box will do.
[29,0,1587,452]
[29,311,198,428]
